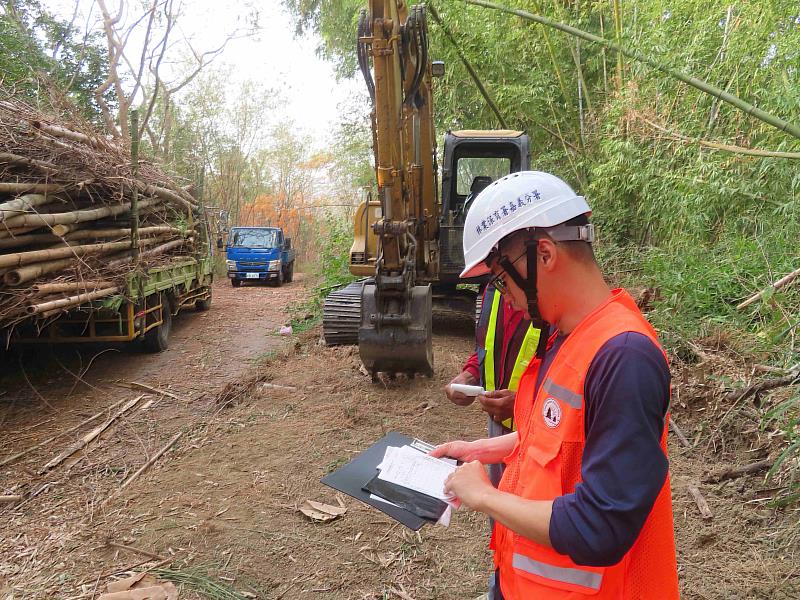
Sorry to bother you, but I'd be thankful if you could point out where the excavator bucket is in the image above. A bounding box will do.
[358,283,433,377]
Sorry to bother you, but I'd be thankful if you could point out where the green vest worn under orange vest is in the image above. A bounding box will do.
[492,289,680,599]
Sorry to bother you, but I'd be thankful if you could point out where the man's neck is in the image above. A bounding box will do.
[554,267,612,335]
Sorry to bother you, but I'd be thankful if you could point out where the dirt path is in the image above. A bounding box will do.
[0,279,798,599]
[0,276,306,598]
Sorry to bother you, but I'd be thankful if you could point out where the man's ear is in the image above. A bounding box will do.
[538,238,557,270]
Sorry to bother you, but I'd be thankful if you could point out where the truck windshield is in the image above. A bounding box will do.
[230,229,279,248]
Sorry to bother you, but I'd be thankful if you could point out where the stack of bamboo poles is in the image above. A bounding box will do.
[0,99,202,328]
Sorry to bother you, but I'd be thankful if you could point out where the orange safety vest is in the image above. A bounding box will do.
[492,289,680,599]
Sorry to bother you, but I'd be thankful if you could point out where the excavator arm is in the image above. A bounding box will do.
[321,0,530,377]
[355,0,440,377]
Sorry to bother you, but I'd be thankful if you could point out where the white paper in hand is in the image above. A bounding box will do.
[377,445,457,501]
[450,383,485,396]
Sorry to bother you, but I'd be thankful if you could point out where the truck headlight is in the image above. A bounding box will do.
[226,260,236,270]
[269,260,281,270]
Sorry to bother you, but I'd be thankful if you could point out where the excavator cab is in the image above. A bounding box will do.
[438,130,530,286]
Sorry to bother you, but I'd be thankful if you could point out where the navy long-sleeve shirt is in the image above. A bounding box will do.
[538,331,670,567]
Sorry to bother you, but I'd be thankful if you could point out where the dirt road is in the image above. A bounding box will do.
[0,277,797,599]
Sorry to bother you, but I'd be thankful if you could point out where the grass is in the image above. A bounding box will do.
[153,566,252,600]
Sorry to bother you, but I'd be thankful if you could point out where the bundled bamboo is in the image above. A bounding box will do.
[0,225,181,250]
[0,197,159,229]
[0,99,201,328]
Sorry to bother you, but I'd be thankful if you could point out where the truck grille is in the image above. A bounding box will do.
[239,261,268,267]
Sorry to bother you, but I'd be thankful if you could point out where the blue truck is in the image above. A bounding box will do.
[225,226,296,287]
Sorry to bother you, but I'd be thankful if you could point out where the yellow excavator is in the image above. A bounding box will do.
[323,0,529,377]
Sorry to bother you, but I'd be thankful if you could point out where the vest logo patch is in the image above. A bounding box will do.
[542,397,561,428]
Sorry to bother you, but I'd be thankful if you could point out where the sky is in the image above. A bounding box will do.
[44,0,365,148]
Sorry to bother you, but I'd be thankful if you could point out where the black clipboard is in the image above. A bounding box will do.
[321,431,435,530]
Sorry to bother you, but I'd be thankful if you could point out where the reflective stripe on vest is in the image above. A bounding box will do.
[484,290,502,392]
[493,289,680,600]
[507,326,541,392]
[512,554,602,591]
[484,291,540,430]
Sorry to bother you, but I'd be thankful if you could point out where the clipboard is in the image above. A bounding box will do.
[321,431,437,530]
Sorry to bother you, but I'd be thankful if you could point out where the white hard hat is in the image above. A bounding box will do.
[460,171,592,278]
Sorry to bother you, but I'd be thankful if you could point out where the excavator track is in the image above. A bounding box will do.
[322,281,365,346]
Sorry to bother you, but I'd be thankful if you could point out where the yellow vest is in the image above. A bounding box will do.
[483,290,541,430]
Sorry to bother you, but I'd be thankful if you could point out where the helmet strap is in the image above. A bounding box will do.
[499,240,548,359]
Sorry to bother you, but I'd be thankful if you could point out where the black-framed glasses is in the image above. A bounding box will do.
[486,249,527,295]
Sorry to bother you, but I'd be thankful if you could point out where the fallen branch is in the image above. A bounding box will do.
[38,394,144,474]
[669,417,692,449]
[105,541,166,561]
[737,266,800,310]
[725,373,800,404]
[0,397,129,467]
[687,484,713,519]
[110,431,183,499]
[703,458,773,484]
[120,381,183,401]
[0,494,23,503]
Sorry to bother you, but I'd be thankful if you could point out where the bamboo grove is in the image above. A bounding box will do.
[285,0,800,501]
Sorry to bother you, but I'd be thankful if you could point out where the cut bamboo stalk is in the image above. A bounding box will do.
[4,257,76,285]
[0,152,58,172]
[0,232,57,249]
[38,394,144,474]
[0,183,63,195]
[31,281,113,294]
[50,223,79,236]
[0,194,61,222]
[0,225,182,249]
[0,226,41,239]
[31,120,111,150]
[3,235,168,284]
[138,182,196,212]
[65,226,181,240]
[737,266,800,310]
[0,239,145,269]
[28,286,118,315]
[106,238,186,268]
[1,197,159,229]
